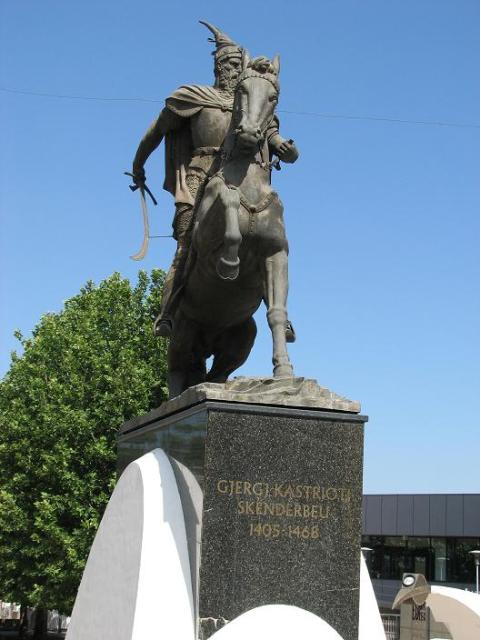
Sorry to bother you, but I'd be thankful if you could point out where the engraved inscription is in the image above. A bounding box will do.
[249,523,320,539]
[216,480,352,502]
[216,479,353,541]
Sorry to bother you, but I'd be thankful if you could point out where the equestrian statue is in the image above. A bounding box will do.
[128,22,299,398]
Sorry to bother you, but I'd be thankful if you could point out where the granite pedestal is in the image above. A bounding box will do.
[118,378,368,640]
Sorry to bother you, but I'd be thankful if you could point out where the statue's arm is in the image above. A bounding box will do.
[267,117,299,164]
[132,107,183,183]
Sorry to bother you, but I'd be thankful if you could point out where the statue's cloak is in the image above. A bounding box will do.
[163,85,234,206]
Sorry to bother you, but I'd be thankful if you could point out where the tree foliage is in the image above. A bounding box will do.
[0,270,168,613]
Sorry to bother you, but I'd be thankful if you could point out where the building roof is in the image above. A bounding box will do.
[362,494,480,537]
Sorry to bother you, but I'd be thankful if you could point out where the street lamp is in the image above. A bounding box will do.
[469,550,480,594]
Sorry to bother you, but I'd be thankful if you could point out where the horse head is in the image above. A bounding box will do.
[232,54,280,154]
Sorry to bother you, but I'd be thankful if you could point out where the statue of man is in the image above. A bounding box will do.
[131,21,298,338]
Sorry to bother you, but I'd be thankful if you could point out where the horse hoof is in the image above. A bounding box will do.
[217,257,240,280]
[273,364,294,378]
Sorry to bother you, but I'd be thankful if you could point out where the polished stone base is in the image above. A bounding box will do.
[118,380,367,640]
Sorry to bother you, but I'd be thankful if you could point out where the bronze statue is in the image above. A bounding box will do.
[129,22,299,397]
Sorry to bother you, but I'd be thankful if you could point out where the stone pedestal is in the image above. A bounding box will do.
[118,378,368,640]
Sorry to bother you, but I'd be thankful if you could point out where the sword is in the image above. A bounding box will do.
[124,172,158,261]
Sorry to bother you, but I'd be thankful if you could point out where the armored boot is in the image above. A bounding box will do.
[154,205,193,338]
[153,250,184,338]
[154,316,173,338]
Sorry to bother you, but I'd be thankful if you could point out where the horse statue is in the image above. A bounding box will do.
[167,53,294,398]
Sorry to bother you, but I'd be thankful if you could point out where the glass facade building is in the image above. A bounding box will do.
[362,534,480,584]
[361,494,480,609]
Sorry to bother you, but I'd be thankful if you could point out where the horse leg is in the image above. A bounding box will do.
[207,318,257,383]
[167,310,204,398]
[192,178,241,281]
[216,185,242,281]
[265,250,294,378]
[186,351,207,390]
[167,343,188,399]
[192,183,218,243]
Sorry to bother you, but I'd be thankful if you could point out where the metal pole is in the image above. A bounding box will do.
[469,550,480,594]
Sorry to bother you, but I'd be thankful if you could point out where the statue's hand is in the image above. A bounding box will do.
[132,166,146,187]
[277,139,299,164]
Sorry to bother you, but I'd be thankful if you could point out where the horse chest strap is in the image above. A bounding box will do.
[240,191,277,216]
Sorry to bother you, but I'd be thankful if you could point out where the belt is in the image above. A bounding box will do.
[192,146,221,157]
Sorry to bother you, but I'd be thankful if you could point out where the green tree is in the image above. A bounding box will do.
[0,270,168,614]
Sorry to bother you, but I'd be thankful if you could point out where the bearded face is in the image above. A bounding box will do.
[215,56,242,92]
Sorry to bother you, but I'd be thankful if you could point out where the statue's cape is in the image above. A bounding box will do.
[163,85,234,205]
[166,84,234,117]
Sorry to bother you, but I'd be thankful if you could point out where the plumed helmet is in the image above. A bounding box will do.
[199,21,243,63]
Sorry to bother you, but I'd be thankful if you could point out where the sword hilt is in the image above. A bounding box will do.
[124,171,158,206]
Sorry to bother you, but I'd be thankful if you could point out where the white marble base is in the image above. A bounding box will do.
[210,604,344,639]
[66,449,195,640]
[359,553,387,639]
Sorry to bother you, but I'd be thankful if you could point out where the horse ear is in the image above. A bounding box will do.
[242,49,251,70]
[272,54,280,75]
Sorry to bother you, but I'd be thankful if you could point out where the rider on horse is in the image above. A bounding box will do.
[131,22,298,339]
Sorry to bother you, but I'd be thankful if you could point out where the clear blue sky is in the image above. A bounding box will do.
[1,1,479,493]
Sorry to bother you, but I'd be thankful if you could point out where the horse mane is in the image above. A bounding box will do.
[237,56,280,92]
[248,56,276,75]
